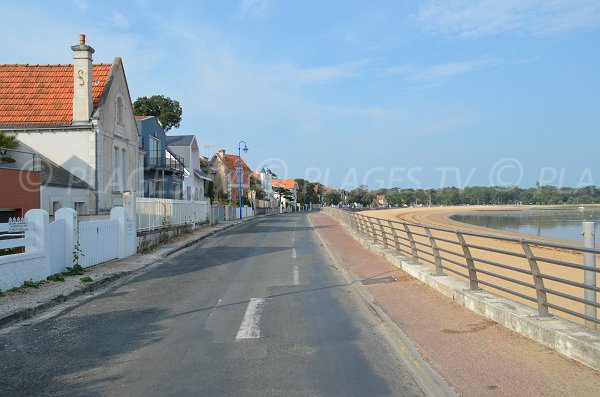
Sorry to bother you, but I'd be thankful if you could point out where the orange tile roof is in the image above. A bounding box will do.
[222,153,251,173]
[272,179,297,190]
[0,64,112,127]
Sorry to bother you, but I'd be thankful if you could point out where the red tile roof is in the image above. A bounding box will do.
[273,179,297,190]
[0,64,112,127]
[222,153,251,173]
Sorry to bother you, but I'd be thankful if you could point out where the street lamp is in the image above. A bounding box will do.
[238,140,248,220]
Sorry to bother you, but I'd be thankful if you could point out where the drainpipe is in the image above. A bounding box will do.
[92,119,100,214]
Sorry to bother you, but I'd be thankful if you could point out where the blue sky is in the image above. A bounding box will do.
[2,0,599,190]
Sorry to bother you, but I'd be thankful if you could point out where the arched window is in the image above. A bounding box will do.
[116,96,124,126]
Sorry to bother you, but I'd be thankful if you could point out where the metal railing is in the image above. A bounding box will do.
[0,147,40,171]
[145,150,184,172]
[323,207,600,329]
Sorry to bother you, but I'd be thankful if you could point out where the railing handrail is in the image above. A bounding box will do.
[324,207,600,329]
[356,211,600,255]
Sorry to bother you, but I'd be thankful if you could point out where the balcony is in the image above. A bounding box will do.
[145,150,184,173]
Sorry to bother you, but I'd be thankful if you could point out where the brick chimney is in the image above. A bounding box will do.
[71,34,95,124]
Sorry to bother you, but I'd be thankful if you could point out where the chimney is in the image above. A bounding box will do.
[71,34,95,124]
[218,149,226,157]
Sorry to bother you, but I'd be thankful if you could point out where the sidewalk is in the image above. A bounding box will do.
[0,218,252,328]
[311,212,600,397]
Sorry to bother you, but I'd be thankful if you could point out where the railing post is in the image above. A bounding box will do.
[521,241,550,318]
[377,219,388,248]
[583,222,597,329]
[370,218,378,244]
[425,227,445,276]
[356,214,364,235]
[403,224,419,260]
[456,232,479,290]
[389,220,401,254]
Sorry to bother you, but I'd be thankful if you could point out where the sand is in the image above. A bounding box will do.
[361,206,599,327]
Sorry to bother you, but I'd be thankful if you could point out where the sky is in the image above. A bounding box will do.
[2,0,599,190]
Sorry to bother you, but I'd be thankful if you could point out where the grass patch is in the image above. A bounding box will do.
[47,273,65,282]
[8,279,45,293]
[80,276,93,283]
[64,264,85,276]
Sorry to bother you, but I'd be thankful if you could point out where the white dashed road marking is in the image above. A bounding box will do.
[293,265,299,285]
[235,298,266,340]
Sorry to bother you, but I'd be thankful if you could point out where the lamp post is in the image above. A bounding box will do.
[238,140,248,220]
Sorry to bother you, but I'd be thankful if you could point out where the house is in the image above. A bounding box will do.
[210,149,252,203]
[0,35,142,215]
[377,194,388,207]
[136,116,185,199]
[272,179,298,211]
[166,135,210,201]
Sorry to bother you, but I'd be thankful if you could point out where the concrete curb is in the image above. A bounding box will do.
[0,217,257,328]
[335,220,600,371]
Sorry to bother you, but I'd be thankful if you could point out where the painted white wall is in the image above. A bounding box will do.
[41,186,92,215]
[16,130,95,187]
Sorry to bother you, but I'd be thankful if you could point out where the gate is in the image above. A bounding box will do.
[78,219,119,268]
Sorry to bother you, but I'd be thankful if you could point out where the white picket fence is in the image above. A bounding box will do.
[0,207,135,291]
[136,198,210,232]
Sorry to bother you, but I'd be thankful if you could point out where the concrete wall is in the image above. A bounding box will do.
[40,185,92,215]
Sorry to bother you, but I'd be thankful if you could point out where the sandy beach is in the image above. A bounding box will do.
[361,206,598,327]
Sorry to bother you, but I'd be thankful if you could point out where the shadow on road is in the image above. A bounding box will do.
[0,307,168,396]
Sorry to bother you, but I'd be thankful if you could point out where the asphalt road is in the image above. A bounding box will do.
[0,213,453,396]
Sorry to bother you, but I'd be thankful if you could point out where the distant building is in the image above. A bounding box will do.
[166,135,211,201]
[136,116,185,199]
[209,149,252,202]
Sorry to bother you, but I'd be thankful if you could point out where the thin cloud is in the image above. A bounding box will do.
[235,0,276,20]
[417,0,600,39]
[278,60,370,84]
[388,58,500,87]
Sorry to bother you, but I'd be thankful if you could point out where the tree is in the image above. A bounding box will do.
[133,95,182,132]
[324,190,342,206]
[0,131,18,162]
[348,185,376,207]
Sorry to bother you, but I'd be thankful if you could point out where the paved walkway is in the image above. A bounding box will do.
[0,219,247,327]
[311,212,600,397]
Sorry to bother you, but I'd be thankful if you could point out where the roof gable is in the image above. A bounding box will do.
[221,153,251,173]
[0,64,111,127]
[273,179,297,190]
[166,135,195,147]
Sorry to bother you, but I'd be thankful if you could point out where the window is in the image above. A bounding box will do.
[74,202,86,215]
[113,147,121,192]
[173,182,181,200]
[52,201,61,215]
[149,137,160,167]
[116,96,124,126]
[122,149,128,191]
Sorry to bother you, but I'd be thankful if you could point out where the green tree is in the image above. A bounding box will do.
[133,95,182,132]
[348,185,376,207]
[324,190,342,206]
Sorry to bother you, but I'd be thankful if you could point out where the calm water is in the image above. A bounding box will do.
[451,207,600,244]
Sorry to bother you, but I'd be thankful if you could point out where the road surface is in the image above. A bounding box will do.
[0,213,453,396]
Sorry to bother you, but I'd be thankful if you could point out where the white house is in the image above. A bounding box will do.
[166,135,211,201]
[0,35,142,215]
